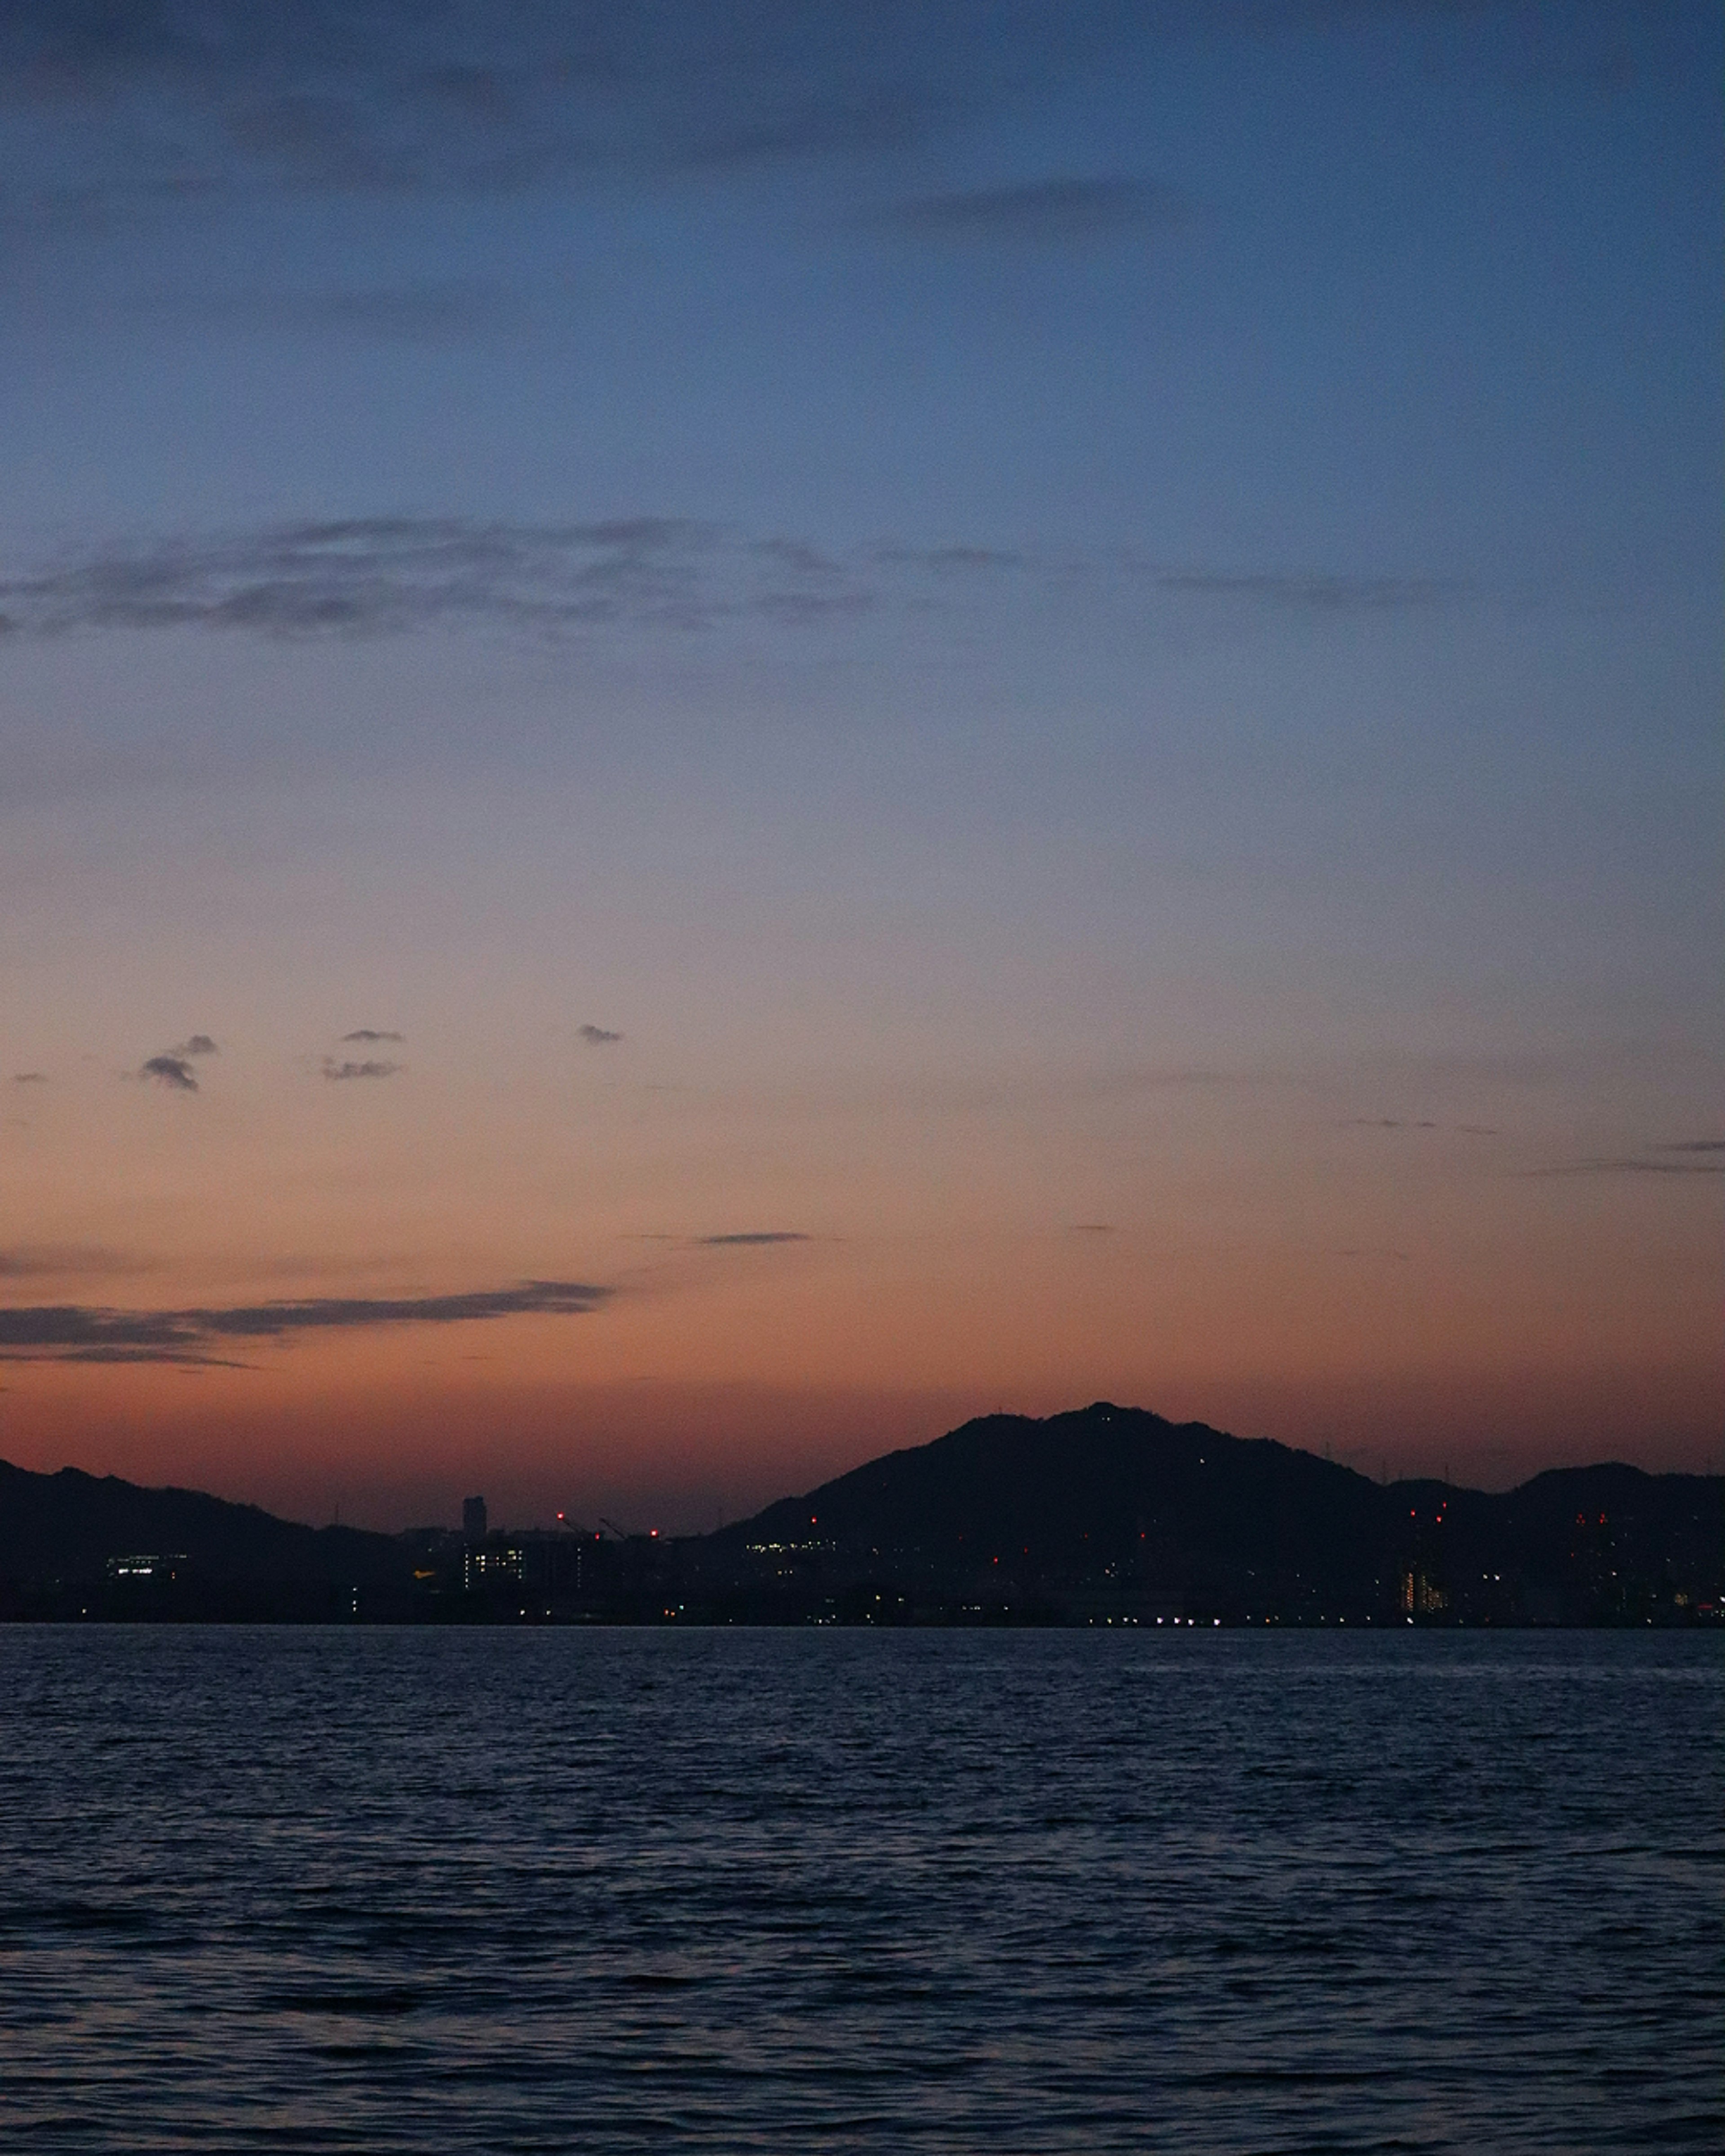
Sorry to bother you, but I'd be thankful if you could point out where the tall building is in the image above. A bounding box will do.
[462,1495,487,1542]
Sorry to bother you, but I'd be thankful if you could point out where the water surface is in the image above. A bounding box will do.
[0,1628,1717,2152]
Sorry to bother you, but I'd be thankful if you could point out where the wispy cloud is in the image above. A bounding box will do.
[1525,1156,1725,1178]
[0,1278,610,1366]
[578,1024,623,1045]
[873,543,1024,571]
[1342,1117,1499,1135]
[171,1033,218,1057]
[0,5,1148,229]
[881,176,1186,243]
[0,515,1471,643]
[1662,1138,1725,1154]
[697,1232,809,1246]
[11,1071,49,1085]
[138,1053,199,1092]
[322,1057,400,1081]
[341,1029,404,1043]
[135,280,520,342]
[0,517,859,638]
[1150,569,1464,610]
[0,1246,147,1280]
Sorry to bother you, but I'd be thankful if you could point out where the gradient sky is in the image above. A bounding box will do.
[1,1,1719,1530]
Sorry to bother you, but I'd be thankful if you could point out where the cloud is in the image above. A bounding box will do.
[0,3,1649,246]
[0,1278,610,1366]
[1069,1222,1115,1233]
[139,1054,198,1091]
[1524,1157,1725,1178]
[0,4,1153,230]
[874,543,1024,570]
[0,517,869,639]
[882,176,1185,243]
[322,1058,400,1080]
[1663,1138,1725,1153]
[578,1024,623,1045]
[1150,569,1463,610]
[697,1232,809,1246]
[1342,1118,1498,1134]
[0,1246,146,1280]
[137,280,520,342]
[171,1034,218,1056]
[0,515,1470,644]
[11,1071,48,1084]
[341,1028,404,1043]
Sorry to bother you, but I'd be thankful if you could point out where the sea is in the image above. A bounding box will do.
[0,1627,1717,2154]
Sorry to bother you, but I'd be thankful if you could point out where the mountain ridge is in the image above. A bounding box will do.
[1,1401,1719,1624]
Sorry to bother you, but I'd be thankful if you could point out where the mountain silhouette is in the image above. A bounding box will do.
[708,1404,1722,1625]
[0,1404,1718,1623]
[0,1458,407,1618]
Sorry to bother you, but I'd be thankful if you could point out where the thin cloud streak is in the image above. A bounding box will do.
[1342,1118,1500,1135]
[322,1058,401,1080]
[0,1246,147,1280]
[0,3,1151,227]
[1524,1158,1725,1178]
[881,175,1187,242]
[134,280,522,342]
[1150,568,1464,609]
[0,516,1476,643]
[0,1279,611,1366]
[697,1233,810,1246]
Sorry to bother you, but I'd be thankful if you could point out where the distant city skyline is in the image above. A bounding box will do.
[1,2,1718,1529]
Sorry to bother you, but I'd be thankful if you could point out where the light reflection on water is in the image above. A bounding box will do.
[0,1628,1718,2152]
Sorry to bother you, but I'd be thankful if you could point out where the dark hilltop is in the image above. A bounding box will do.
[703,1405,1722,1628]
[1,1404,1719,1625]
[0,1458,404,1622]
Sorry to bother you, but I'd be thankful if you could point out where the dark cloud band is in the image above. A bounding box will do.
[698,1232,809,1246]
[0,515,1465,644]
[0,1278,610,1365]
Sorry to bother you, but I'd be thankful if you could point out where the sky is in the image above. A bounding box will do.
[0,0,1719,1531]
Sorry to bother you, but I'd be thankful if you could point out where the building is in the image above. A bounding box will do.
[464,1541,525,1594]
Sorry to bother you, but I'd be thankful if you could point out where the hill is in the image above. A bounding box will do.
[702,1404,1723,1625]
[0,1458,410,1619]
[1,1406,1719,1623]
